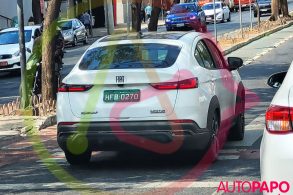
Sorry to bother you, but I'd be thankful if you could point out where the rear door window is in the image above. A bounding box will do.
[204,39,227,69]
[195,41,216,69]
[79,43,181,70]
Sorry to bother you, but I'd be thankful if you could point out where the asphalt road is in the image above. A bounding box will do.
[0,25,292,194]
[0,0,292,104]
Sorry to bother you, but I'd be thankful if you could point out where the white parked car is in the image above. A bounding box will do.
[202,2,231,23]
[260,61,293,194]
[0,26,41,73]
[57,32,245,165]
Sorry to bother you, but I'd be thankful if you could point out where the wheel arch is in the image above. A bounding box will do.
[207,96,221,128]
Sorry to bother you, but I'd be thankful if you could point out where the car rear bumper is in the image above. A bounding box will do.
[166,20,201,28]
[260,129,293,194]
[0,62,21,72]
[57,120,211,152]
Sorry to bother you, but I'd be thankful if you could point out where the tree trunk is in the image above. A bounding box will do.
[270,0,280,21]
[32,0,43,24]
[148,0,162,31]
[68,0,75,18]
[131,0,142,32]
[42,0,62,101]
[280,0,289,17]
[255,2,261,28]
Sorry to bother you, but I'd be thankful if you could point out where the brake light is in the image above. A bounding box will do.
[58,83,93,92]
[265,105,293,134]
[151,78,198,90]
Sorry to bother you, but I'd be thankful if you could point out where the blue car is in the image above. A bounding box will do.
[165,3,207,32]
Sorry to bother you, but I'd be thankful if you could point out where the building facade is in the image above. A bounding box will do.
[0,0,32,29]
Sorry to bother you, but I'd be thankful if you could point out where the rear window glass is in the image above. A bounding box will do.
[79,43,181,70]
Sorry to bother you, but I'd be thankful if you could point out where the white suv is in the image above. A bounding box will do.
[57,32,245,165]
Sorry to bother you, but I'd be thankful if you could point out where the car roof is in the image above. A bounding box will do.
[1,25,40,32]
[100,32,191,42]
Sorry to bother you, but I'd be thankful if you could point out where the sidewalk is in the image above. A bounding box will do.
[226,24,293,64]
[91,19,165,38]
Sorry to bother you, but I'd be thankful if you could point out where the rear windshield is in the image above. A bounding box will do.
[202,3,221,10]
[79,43,181,70]
[170,4,197,14]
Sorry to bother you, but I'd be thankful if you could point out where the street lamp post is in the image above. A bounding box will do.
[249,0,253,29]
[213,0,217,42]
[126,0,130,33]
[17,0,28,108]
[239,0,243,38]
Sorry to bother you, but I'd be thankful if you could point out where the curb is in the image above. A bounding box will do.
[224,20,293,55]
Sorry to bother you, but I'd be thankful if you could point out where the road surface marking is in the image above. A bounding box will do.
[0,96,19,100]
[0,130,19,136]
[217,155,240,160]
[226,114,264,147]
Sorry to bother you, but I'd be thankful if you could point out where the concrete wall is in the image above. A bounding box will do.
[0,0,32,28]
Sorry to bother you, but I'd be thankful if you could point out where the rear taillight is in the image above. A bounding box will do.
[265,105,293,134]
[58,83,93,92]
[151,78,198,90]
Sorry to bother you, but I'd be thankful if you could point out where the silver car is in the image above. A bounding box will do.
[58,19,88,47]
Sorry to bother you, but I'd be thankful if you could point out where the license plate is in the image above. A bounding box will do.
[261,9,268,11]
[176,23,184,27]
[103,89,141,103]
[207,17,212,20]
[0,61,8,66]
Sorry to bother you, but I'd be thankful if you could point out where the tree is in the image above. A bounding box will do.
[270,0,280,21]
[131,0,142,32]
[280,0,289,17]
[148,0,172,31]
[32,0,43,24]
[42,0,62,101]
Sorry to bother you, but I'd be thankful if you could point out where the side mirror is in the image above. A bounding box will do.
[227,57,243,71]
[267,71,287,88]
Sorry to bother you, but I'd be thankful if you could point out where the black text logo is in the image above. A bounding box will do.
[116,76,124,83]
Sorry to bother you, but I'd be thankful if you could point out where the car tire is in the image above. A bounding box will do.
[83,34,88,45]
[228,86,245,141]
[72,36,77,47]
[254,12,257,17]
[65,149,92,165]
[227,13,231,22]
[205,98,221,162]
